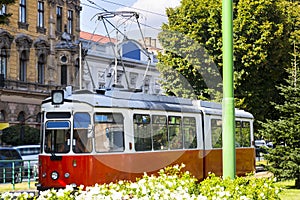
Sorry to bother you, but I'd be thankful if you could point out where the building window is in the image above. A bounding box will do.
[38,54,45,84]
[19,51,27,81]
[129,72,138,88]
[0,110,5,121]
[61,65,67,85]
[56,6,62,32]
[0,4,6,15]
[0,48,7,78]
[37,1,44,28]
[67,10,73,34]
[17,111,25,122]
[19,0,26,23]
[74,58,79,85]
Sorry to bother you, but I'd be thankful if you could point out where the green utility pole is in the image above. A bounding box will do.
[222,0,236,179]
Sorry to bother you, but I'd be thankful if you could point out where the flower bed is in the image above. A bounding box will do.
[0,164,281,200]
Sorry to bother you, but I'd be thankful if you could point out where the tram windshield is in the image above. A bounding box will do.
[45,129,70,153]
[44,112,93,154]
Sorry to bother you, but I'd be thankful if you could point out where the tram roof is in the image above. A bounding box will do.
[43,89,254,119]
[70,89,200,113]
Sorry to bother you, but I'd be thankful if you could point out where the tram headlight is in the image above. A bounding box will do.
[51,171,59,180]
[51,90,64,105]
[64,173,70,178]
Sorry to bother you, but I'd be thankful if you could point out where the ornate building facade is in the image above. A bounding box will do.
[0,0,81,131]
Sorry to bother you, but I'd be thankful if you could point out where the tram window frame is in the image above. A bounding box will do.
[168,116,183,149]
[152,115,168,150]
[211,119,222,148]
[73,112,93,153]
[94,113,124,153]
[235,121,251,147]
[46,112,71,119]
[133,114,152,151]
[44,128,71,153]
[183,117,197,149]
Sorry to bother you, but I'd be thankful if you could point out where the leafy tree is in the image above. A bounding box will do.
[259,65,300,188]
[0,0,16,24]
[1,125,40,146]
[157,0,223,100]
[158,0,293,129]
[259,1,300,188]
[233,0,291,125]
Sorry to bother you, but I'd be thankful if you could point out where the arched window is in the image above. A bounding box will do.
[0,48,7,78]
[0,110,5,121]
[17,111,25,122]
[19,51,27,81]
[38,54,45,84]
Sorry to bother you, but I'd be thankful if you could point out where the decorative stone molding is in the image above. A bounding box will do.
[0,29,14,57]
[34,38,50,58]
[15,34,33,57]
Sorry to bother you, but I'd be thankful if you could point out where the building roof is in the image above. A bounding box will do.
[80,31,116,44]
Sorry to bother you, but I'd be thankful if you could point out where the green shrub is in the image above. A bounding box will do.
[197,173,281,199]
[0,164,281,199]
[1,125,39,146]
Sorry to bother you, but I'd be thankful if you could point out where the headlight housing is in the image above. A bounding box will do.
[51,171,59,180]
[51,90,64,105]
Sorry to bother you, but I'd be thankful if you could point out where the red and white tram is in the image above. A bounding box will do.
[36,88,255,190]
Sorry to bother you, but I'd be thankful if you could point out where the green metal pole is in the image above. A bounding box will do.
[222,0,235,179]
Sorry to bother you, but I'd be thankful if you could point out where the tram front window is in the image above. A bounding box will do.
[45,129,70,153]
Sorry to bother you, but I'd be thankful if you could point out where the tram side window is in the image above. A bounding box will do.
[211,119,222,148]
[94,113,124,152]
[183,117,197,149]
[45,129,70,153]
[169,116,182,149]
[73,113,92,153]
[235,121,251,147]
[134,114,152,151]
[153,115,168,150]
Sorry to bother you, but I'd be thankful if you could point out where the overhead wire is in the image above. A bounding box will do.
[97,0,167,18]
[82,0,163,32]
[82,0,160,91]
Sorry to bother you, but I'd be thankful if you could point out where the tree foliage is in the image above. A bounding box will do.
[259,63,300,188]
[157,0,223,100]
[1,125,40,146]
[157,0,294,128]
[233,0,291,123]
[259,0,300,184]
[0,0,16,24]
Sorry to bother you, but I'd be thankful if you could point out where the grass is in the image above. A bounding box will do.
[276,180,300,200]
[0,181,37,192]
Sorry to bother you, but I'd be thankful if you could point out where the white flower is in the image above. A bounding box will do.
[111,190,123,199]
[260,192,265,198]
[240,196,250,200]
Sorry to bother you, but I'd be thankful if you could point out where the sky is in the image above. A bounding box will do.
[80,0,180,39]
